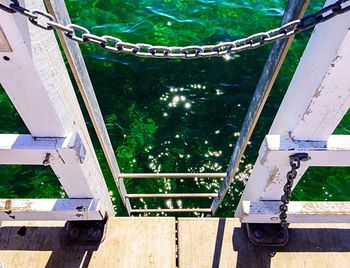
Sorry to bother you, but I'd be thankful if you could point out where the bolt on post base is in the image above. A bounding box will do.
[244,223,289,247]
[64,218,108,246]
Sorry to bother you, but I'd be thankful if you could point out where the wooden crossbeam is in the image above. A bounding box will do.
[0,133,83,165]
[260,135,350,167]
[0,198,103,221]
[241,201,350,223]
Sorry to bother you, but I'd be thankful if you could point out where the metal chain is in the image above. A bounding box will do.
[279,153,310,229]
[1,0,350,58]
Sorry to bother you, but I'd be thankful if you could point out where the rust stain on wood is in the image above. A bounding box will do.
[1,200,32,212]
[264,167,280,191]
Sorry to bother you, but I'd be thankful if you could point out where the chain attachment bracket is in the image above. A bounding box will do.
[245,152,310,247]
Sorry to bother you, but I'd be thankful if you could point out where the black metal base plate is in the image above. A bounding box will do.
[64,218,108,246]
[245,223,289,247]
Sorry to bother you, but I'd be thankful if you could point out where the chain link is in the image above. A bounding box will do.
[1,0,349,59]
[280,153,310,229]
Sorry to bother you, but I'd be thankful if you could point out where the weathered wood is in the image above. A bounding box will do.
[270,1,350,140]
[260,135,350,166]
[0,199,102,221]
[0,25,11,52]
[242,201,350,223]
[0,8,66,136]
[0,218,349,267]
[178,218,350,268]
[0,217,176,268]
[0,1,114,215]
[44,0,131,215]
[0,133,88,166]
[211,0,309,215]
[236,0,350,218]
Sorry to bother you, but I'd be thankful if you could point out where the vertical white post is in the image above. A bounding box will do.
[0,0,114,216]
[236,0,350,218]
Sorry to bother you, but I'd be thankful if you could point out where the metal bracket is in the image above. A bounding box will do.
[64,217,108,246]
[245,223,289,247]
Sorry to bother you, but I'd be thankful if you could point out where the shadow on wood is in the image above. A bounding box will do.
[0,225,98,268]
[233,224,350,268]
[178,218,350,268]
[0,218,176,268]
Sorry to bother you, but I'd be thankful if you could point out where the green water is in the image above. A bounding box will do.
[0,0,349,216]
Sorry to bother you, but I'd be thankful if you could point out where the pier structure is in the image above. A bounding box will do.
[0,0,349,267]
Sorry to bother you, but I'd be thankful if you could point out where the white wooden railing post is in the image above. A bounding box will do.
[0,0,114,216]
[236,0,350,220]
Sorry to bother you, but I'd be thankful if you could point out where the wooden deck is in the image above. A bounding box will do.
[0,218,349,267]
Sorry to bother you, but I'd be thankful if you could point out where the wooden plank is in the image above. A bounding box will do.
[211,0,309,215]
[0,217,176,268]
[0,1,114,215]
[44,0,132,215]
[236,2,350,217]
[0,199,102,221]
[178,218,238,268]
[260,134,350,166]
[242,201,350,223]
[178,218,350,268]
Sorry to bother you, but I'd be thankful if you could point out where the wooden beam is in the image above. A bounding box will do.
[0,133,80,165]
[242,201,350,223]
[0,198,103,221]
[0,1,114,215]
[260,135,350,166]
[211,0,309,215]
[0,2,66,137]
[236,0,350,218]
[270,0,350,141]
[44,0,132,215]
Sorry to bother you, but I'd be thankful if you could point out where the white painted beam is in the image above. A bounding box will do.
[236,0,350,219]
[260,135,350,167]
[269,0,350,141]
[0,198,103,221]
[0,1,115,215]
[0,1,66,137]
[242,201,350,223]
[0,133,73,165]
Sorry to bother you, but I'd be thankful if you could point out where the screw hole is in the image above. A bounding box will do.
[3,56,10,61]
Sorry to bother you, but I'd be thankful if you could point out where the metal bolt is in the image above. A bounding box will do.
[253,228,263,239]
